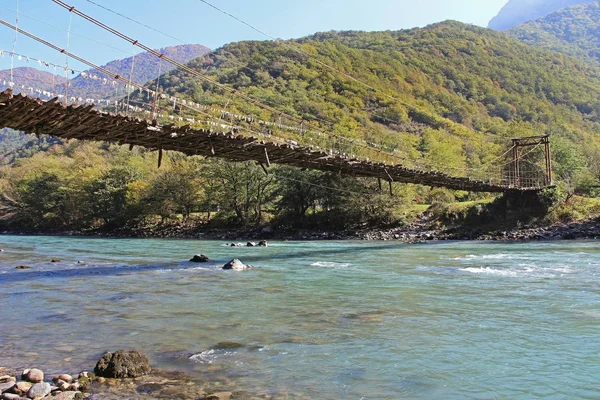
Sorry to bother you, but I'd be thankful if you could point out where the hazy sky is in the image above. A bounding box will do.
[0,0,509,74]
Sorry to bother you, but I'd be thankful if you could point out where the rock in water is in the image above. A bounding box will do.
[94,350,151,378]
[15,266,30,270]
[189,254,209,263]
[222,259,251,271]
[246,242,256,247]
[24,368,44,383]
[258,240,268,247]
[27,382,51,399]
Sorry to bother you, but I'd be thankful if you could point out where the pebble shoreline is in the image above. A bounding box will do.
[0,350,302,400]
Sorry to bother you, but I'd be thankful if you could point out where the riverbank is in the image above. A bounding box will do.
[0,357,286,400]
[2,218,599,242]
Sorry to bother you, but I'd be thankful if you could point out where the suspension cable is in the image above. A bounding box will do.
[9,0,19,85]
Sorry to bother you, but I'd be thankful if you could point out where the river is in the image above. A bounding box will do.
[0,236,599,399]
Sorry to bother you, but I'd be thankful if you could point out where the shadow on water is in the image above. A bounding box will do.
[0,242,412,284]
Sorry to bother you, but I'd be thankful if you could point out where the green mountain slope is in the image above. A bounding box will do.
[488,0,595,30]
[508,2,600,63]
[154,21,600,178]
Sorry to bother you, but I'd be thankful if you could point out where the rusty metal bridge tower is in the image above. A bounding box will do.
[505,135,552,189]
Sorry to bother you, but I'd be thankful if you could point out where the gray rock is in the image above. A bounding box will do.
[189,254,209,263]
[222,259,253,271]
[51,391,82,400]
[246,242,256,247]
[1,393,27,400]
[0,381,15,393]
[94,350,151,378]
[27,382,51,399]
[258,240,268,247]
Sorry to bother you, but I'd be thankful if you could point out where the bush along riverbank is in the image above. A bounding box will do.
[0,350,304,400]
[1,190,599,242]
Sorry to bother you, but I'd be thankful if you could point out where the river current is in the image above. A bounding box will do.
[0,236,599,399]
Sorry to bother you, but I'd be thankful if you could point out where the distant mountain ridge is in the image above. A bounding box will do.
[508,2,600,63]
[489,0,596,30]
[0,44,210,100]
[0,67,66,93]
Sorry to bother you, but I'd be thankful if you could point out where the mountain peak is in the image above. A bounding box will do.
[488,0,596,30]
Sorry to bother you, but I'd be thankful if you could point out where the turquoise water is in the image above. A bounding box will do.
[1,236,599,399]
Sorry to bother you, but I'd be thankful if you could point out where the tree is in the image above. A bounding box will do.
[275,167,322,217]
[89,166,143,227]
[147,157,205,222]
[206,160,275,225]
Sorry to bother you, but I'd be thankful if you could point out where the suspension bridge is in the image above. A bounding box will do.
[0,1,554,194]
[0,89,552,193]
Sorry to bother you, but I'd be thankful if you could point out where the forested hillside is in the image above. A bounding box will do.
[508,2,600,63]
[158,21,600,177]
[1,21,600,233]
[488,0,594,30]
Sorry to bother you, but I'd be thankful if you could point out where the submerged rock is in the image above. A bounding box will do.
[15,266,30,270]
[51,259,61,263]
[222,259,253,271]
[94,350,151,378]
[189,254,210,263]
[204,392,233,400]
[211,342,245,350]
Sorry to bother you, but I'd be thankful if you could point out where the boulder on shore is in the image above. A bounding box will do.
[94,350,151,378]
[27,382,51,399]
[23,368,44,383]
[222,259,252,271]
[189,254,209,263]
